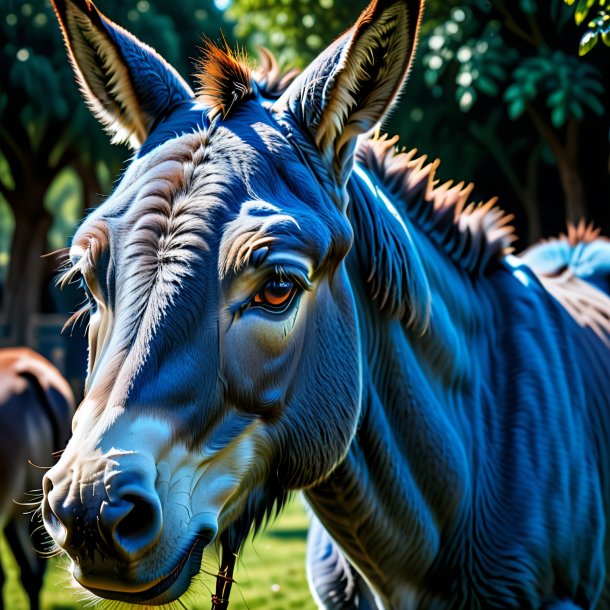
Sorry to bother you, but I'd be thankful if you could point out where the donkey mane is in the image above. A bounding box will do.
[356,133,517,275]
[196,44,300,119]
[522,220,610,343]
[193,43,517,281]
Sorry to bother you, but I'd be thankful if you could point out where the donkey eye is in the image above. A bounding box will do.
[253,278,297,312]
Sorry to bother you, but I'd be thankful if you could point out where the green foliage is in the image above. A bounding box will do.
[225,0,463,67]
[0,0,226,174]
[563,0,610,53]
[504,51,604,126]
[422,8,518,112]
[226,0,368,67]
[0,198,13,282]
[0,0,230,335]
[418,0,605,127]
[44,168,82,253]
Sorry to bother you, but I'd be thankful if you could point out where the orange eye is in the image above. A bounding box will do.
[254,279,296,309]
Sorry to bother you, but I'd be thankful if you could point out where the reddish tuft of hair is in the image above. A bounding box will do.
[195,39,253,120]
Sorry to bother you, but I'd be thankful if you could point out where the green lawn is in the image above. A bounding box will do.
[1,498,317,610]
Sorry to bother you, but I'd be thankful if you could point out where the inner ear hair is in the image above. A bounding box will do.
[319,1,414,173]
[276,0,423,194]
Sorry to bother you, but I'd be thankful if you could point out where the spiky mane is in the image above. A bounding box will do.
[561,220,604,247]
[521,221,610,343]
[195,39,254,120]
[253,47,300,99]
[356,133,517,274]
[195,43,299,120]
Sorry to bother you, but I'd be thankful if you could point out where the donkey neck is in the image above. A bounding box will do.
[305,162,505,601]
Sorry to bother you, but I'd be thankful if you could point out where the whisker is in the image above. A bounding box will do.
[233,579,252,610]
[30,522,47,534]
[28,460,53,470]
[199,568,237,583]
[13,499,43,507]
[36,548,64,558]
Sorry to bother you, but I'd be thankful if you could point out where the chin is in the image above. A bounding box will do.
[75,537,208,606]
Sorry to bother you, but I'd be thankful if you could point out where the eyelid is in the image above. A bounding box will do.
[247,265,308,315]
[262,263,312,292]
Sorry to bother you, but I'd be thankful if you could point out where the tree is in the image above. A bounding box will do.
[226,0,369,68]
[401,0,610,243]
[226,0,610,244]
[0,0,224,345]
[564,0,610,54]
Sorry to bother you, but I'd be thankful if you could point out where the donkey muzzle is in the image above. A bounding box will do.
[42,457,163,572]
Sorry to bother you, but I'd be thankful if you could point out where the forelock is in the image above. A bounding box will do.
[194,42,300,121]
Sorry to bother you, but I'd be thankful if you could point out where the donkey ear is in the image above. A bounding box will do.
[276,0,422,191]
[51,0,194,149]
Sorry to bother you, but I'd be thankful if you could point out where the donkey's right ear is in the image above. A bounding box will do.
[51,0,194,149]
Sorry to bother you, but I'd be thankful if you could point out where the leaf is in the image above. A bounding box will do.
[486,63,508,80]
[569,99,585,120]
[514,66,533,79]
[547,89,567,106]
[508,97,526,120]
[424,69,438,88]
[575,0,596,25]
[551,104,567,127]
[520,0,537,14]
[457,86,477,111]
[580,76,605,94]
[476,75,499,96]
[582,94,605,115]
[504,85,523,101]
[579,29,600,54]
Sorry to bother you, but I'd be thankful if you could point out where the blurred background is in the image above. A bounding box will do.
[1,0,609,607]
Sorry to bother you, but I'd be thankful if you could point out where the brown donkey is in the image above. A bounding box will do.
[0,348,74,610]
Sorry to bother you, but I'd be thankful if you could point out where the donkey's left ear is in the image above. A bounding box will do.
[275,0,423,192]
[51,0,194,149]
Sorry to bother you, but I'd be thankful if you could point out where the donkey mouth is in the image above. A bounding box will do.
[79,536,208,605]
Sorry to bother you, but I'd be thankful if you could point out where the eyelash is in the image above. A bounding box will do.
[248,265,310,315]
[60,260,309,325]
[62,277,95,333]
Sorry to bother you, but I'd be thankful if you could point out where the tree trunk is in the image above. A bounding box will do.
[2,187,52,346]
[560,118,587,225]
[73,160,105,209]
[524,144,542,244]
[556,157,588,225]
[526,108,588,225]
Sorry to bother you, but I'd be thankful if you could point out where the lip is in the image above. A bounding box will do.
[79,536,208,605]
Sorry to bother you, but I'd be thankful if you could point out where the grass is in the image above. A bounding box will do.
[1,498,317,610]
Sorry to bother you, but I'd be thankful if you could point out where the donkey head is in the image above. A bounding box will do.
[43,0,423,604]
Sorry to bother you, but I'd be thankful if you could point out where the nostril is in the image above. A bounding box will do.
[108,492,163,560]
[115,494,157,543]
